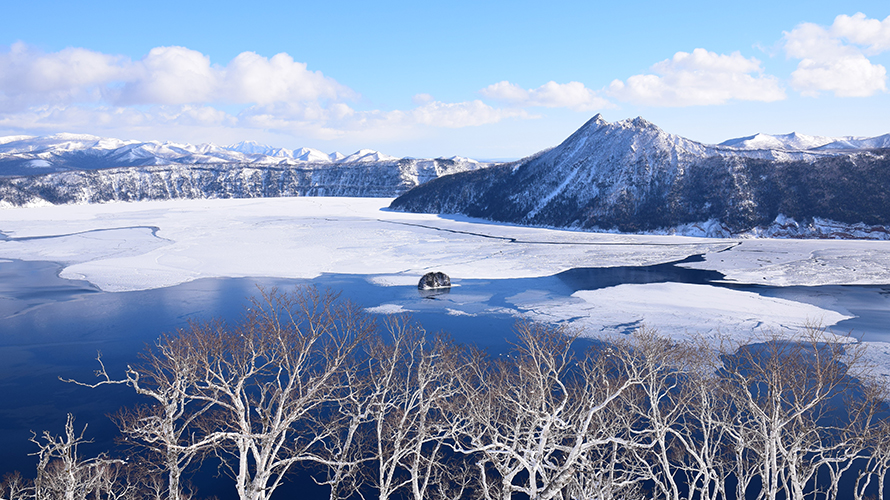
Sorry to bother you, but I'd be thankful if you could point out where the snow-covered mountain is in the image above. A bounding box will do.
[391,115,890,239]
[5,121,890,239]
[815,134,890,150]
[718,131,890,152]
[0,134,418,177]
[0,157,489,207]
[0,133,491,206]
[719,132,848,150]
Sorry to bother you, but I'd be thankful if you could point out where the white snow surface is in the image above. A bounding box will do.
[0,197,732,291]
[511,283,851,340]
[2,197,890,372]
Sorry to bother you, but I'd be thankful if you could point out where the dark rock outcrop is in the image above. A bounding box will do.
[418,272,451,290]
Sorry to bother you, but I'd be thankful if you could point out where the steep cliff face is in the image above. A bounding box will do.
[390,115,890,237]
[0,158,485,206]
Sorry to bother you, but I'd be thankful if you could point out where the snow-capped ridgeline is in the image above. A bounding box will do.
[718,131,890,151]
[0,133,427,177]
[718,132,848,150]
[3,123,888,178]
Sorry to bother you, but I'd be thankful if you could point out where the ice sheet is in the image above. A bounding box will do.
[0,197,731,292]
[681,238,890,285]
[510,282,852,340]
[2,197,889,373]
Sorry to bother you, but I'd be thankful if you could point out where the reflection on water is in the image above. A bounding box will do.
[0,257,889,497]
[418,287,451,299]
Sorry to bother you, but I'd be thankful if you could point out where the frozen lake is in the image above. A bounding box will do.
[2,197,890,495]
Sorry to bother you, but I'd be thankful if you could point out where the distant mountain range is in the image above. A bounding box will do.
[0,133,444,177]
[717,131,890,151]
[390,115,890,239]
[3,123,890,239]
[0,134,489,205]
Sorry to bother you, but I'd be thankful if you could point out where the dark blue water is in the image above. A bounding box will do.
[1,257,889,498]
[0,259,541,497]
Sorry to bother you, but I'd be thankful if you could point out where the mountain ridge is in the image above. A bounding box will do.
[0,157,490,207]
[389,114,890,239]
[0,133,444,178]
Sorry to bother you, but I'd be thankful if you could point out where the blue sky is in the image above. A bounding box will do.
[1,0,889,159]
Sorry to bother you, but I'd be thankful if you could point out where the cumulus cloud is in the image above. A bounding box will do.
[608,48,785,106]
[0,43,355,109]
[410,100,530,128]
[0,43,533,143]
[784,14,888,97]
[221,51,354,104]
[0,42,130,111]
[831,13,890,53]
[412,93,434,104]
[479,80,611,111]
[0,104,240,134]
[117,46,218,105]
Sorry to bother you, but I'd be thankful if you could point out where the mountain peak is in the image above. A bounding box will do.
[338,149,398,163]
[390,114,890,238]
[630,116,654,129]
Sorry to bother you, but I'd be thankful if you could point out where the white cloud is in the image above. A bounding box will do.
[479,80,611,111]
[0,43,535,144]
[221,51,355,104]
[410,100,530,128]
[0,104,240,134]
[0,43,355,108]
[236,98,531,140]
[831,13,890,53]
[608,48,785,106]
[0,98,528,144]
[117,46,218,105]
[412,93,434,104]
[0,42,130,111]
[784,15,888,97]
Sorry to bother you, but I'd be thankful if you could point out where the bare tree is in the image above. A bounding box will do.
[192,287,373,500]
[27,289,890,500]
[29,413,134,500]
[718,327,863,500]
[299,345,374,500]
[68,333,222,500]
[87,461,141,500]
[0,471,31,500]
[357,317,467,500]
[674,338,738,500]
[616,329,701,500]
[852,381,890,500]
[452,321,642,500]
[68,286,373,500]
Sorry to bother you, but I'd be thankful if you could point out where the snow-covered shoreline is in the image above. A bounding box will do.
[2,197,889,288]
